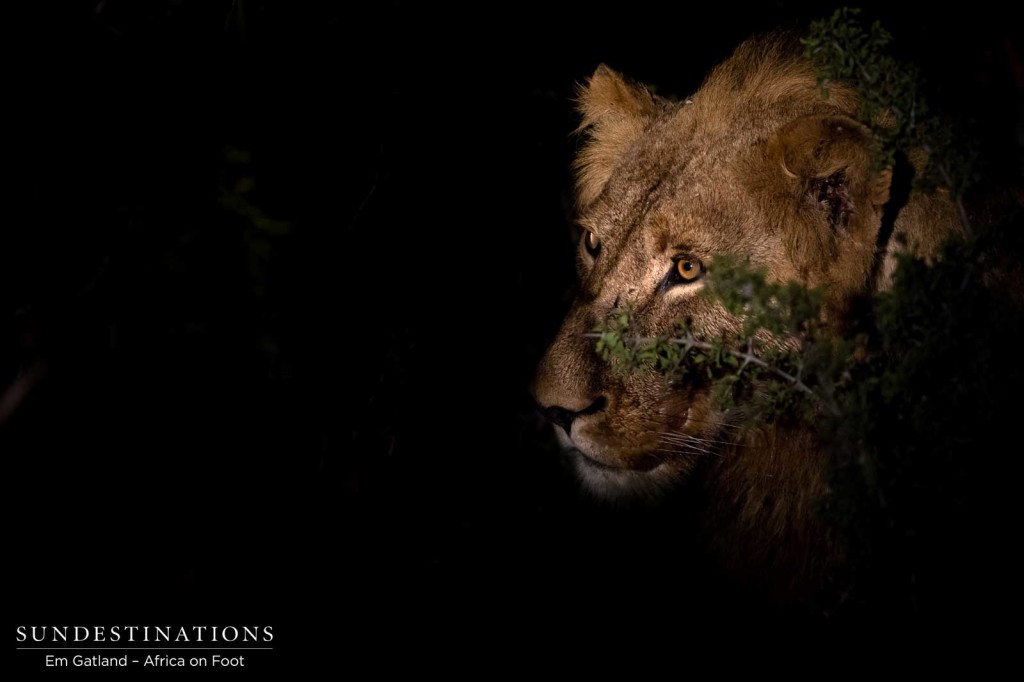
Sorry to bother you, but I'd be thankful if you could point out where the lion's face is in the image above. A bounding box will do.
[533,40,892,499]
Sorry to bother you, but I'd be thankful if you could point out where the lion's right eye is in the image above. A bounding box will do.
[667,258,705,286]
[584,230,601,258]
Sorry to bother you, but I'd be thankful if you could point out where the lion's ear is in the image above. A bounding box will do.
[768,114,892,231]
[574,65,658,209]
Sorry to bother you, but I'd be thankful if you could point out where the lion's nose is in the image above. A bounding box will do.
[541,396,608,435]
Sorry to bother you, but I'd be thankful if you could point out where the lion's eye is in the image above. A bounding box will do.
[583,230,601,258]
[672,258,704,284]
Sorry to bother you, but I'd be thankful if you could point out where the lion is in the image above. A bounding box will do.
[532,34,962,599]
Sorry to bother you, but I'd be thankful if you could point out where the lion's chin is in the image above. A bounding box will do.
[554,429,690,502]
[568,448,687,501]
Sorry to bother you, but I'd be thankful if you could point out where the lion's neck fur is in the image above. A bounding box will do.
[699,423,840,601]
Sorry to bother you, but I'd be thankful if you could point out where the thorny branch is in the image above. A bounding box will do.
[582,331,841,416]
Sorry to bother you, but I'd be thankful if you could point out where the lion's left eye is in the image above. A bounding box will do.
[670,258,704,284]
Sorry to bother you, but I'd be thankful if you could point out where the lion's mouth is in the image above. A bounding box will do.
[550,414,706,499]
[568,447,664,473]
[563,445,682,501]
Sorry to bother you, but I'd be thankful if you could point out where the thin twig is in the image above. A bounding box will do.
[347,143,386,233]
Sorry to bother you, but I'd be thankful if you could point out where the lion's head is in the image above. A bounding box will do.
[533,36,952,501]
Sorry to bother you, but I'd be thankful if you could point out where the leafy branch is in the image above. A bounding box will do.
[585,327,832,412]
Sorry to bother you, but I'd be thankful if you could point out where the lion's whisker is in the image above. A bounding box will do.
[658,429,740,444]
[635,413,744,433]
[662,433,744,448]
[656,445,722,459]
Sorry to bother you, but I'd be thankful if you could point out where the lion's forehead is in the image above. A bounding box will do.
[592,145,757,258]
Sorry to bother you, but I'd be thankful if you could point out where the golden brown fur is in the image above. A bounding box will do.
[532,35,961,598]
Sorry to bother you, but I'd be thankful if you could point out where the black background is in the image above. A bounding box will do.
[7,0,1022,672]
